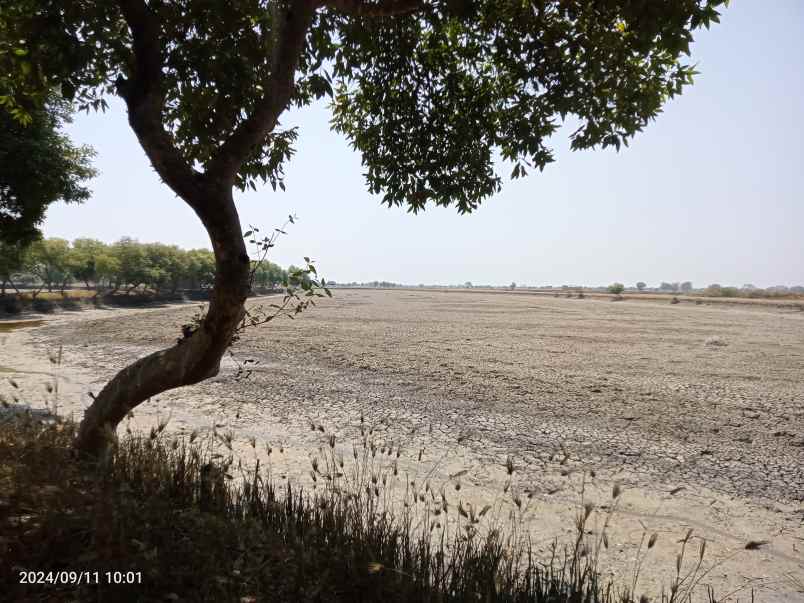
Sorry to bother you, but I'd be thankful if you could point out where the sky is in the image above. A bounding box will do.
[44,1,803,288]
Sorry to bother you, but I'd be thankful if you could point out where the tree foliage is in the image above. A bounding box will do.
[1,0,726,211]
[4,237,265,295]
[0,97,96,246]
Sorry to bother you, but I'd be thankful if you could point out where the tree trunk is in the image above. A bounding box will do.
[74,185,249,458]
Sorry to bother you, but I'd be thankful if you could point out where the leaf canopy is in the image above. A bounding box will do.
[1,0,727,212]
[0,97,96,246]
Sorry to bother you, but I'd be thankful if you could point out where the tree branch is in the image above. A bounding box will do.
[115,0,205,204]
[324,0,424,17]
[205,1,318,185]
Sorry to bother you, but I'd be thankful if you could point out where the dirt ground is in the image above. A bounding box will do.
[2,290,803,601]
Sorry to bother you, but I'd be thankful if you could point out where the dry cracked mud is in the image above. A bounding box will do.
[3,289,803,601]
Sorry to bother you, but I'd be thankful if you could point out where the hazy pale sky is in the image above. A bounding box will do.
[45,1,803,288]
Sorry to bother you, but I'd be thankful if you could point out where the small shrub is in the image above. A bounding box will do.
[31,298,56,313]
[705,336,727,347]
[671,297,680,304]
[1,295,23,314]
[608,283,625,295]
[57,298,83,311]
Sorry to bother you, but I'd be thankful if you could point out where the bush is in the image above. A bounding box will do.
[1,295,22,314]
[31,298,56,313]
[607,283,625,295]
[57,298,84,311]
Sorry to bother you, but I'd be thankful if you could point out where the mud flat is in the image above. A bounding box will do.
[2,290,803,601]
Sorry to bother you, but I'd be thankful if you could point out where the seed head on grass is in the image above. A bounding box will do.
[506,455,515,475]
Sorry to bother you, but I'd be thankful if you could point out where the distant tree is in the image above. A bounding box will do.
[25,238,73,294]
[510,282,516,290]
[2,0,729,456]
[142,243,189,294]
[680,281,693,293]
[0,98,96,246]
[186,249,216,290]
[636,282,647,292]
[111,238,150,293]
[608,283,625,295]
[94,252,121,292]
[252,260,286,290]
[68,238,107,289]
[465,282,473,289]
[742,284,756,290]
[0,240,25,294]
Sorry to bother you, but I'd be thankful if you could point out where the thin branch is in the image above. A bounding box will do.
[206,1,318,184]
[115,0,205,204]
[324,0,424,17]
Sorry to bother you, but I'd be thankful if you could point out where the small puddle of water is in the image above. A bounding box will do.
[0,319,45,333]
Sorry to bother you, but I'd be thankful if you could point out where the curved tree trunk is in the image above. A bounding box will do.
[72,0,319,458]
[74,186,250,457]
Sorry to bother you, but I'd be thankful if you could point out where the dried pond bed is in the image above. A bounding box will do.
[4,290,803,601]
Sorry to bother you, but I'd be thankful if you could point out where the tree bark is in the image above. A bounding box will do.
[74,185,250,457]
[73,0,317,458]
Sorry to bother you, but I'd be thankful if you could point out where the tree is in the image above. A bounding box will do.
[68,238,107,289]
[142,243,188,294]
[186,249,216,290]
[509,282,516,290]
[680,281,693,293]
[608,283,625,295]
[0,97,96,246]
[0,240,25,294]
[635,282,646,292]
[0,0,727,457]
[253,260,286,290]
[25,237,73,294]
[94,252,121,292]
[111,238,150,293]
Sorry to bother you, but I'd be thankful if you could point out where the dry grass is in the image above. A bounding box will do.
[15,289,98,301]
[0,406,751,602]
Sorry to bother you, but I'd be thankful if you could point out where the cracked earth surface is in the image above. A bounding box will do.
[3,289,803,601]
